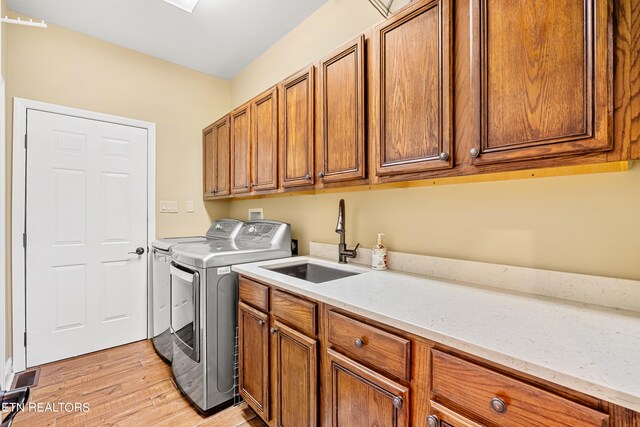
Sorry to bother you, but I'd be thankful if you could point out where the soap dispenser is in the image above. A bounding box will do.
[372,233,388,271]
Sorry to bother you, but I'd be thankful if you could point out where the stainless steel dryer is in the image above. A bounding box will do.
[151,219,243,362]
[169,220,291,413]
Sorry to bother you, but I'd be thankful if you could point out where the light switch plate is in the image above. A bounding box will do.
[186,200,194,213]
[160,200,178,213]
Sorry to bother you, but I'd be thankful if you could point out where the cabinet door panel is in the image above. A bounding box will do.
[280,66,315,188]
[202,126,215,199]
[213,116,231,197]
[252,87,279,192]
[318,35,366,183]
[328,349,408,427]
[274,321,317,427]
[238,302,269,419]
[471,0,612,163]
[373,0,453,176]
[231,104,251,194]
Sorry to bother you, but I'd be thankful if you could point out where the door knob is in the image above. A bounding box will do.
[128,247,145,255]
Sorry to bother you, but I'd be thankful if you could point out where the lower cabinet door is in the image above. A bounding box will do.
[273,320,318,427]
[327,349,409,427]
[238,302,270,419]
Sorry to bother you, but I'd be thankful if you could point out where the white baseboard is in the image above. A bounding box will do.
[4,357,14,390]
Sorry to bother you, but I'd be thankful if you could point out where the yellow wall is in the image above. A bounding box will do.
[230,0,383,108]
[2,11,232,363]
[228,0,640,281]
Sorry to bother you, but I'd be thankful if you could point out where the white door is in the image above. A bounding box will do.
[25,110,148,367]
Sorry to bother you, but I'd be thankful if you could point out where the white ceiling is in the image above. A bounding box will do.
[6,0,328,79]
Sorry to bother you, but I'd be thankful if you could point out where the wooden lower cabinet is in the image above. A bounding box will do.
[238,302,270,420]
[272,321,318,427]
[327,349,409,427]
[237,276,640,427]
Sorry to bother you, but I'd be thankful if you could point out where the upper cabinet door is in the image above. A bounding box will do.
[202,125,215,199]
[214,115,231,197]
[469,0,612,164]
[230,104,251,194]
[317,35,366,184]
[280,66,315,188]
[373,0,453,177]
[251,87,279,192]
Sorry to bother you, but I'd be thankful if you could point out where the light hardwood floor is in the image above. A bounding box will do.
[12,340,265,427]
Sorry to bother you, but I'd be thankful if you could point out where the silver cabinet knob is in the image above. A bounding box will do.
[392,396,403,410]
[304,174,311,180]
[318,171,325,178]
[258,319,265,325]
[470,147,480,158]
[244,184,249,189]
[270,327,278,335]
[490,397,507,414]
[438,152,449,161]
[426,415,439,427]
[354,338,364,348]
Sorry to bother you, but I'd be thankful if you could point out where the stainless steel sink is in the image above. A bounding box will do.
[263,262,361,283]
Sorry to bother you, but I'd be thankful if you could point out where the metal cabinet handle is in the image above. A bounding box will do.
[128,247,145,255]
[318,171,325,178]
[426,415,439,427]
[244,184,249,189]
[258,319,265,325]
[270,327,278,335]
[470,147,480,158]
[354,338,364,348]
[392,396,403,410]
[490,397,507,414]
[439,152,449,161]
[304,174,311,180]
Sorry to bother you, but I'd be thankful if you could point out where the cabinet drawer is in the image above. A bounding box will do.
[239,277,269,312]
[431,350,608,427]
[271,289,317,337]
[327,310,410,381]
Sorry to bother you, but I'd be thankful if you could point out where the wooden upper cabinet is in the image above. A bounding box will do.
[251,87,279,192]
[279,66,315,188]
[238,302,270,420]
[230,104,251,194]
[372,0,453,177]
[317,35,366,184]
[202,125,215,199]
[328,349,409,427]
[273,321,318,427]
[469,0,612,164]
[203,115,230,199]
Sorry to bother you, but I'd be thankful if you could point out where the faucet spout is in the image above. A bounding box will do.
[335,199,359,263]
[335,199,345,236]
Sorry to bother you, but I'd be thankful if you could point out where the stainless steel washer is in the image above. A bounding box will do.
[169,220,291,414]
[151,219,243,362]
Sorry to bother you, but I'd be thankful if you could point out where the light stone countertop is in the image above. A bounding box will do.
[232,256,640,412]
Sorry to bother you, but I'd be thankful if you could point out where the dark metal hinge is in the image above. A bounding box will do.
[23,233,27,248]
[24,134,27,149]
[23,332,27,347]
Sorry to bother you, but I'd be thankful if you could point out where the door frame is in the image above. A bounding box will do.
[11,98,156,373]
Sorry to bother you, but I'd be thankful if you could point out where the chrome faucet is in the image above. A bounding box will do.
[336,199,359,263]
